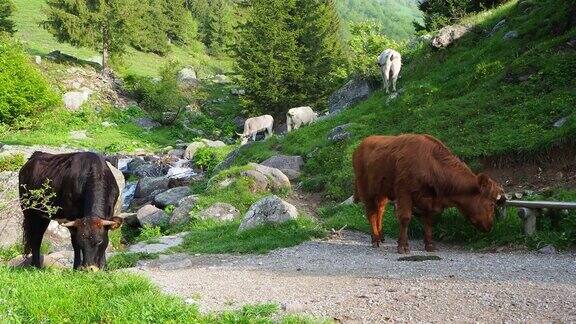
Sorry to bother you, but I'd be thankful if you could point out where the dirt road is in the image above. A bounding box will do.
[132,231,576,322]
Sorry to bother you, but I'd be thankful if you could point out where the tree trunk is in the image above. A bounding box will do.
[102,27,111,79]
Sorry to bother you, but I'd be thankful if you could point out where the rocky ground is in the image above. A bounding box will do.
[130,231,576,323]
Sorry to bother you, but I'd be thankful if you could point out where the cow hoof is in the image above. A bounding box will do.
[425,244,437,252]
[380,237,385,243]
[397,245,410,254]
[372,241,380,248]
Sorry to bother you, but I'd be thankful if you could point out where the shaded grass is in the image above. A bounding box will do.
[106,252,159,271]
[179,217,325,255]
[0,267,306,323]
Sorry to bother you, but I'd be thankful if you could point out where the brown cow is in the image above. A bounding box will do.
[353,134,505,254]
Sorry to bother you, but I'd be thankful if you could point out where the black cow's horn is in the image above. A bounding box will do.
[101,220,117,226]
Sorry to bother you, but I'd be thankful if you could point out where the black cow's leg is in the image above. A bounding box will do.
[24,215,50,268]
[71,236,82,270]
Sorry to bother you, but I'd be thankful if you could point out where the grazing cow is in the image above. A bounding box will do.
[286,106,318,132]
[237,115,274,145]
[377,49,402,93]
[19,152,122,270]
[353,134,505,254]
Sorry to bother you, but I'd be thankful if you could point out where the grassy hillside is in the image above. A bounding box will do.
[11,0,232,77]
[235,0,576,200]
[337,0,422,39]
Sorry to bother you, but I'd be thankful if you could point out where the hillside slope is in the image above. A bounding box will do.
[235,0,576,200]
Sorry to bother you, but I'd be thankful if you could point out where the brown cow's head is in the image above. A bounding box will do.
[459,174,506,232]
[62,216,122,271]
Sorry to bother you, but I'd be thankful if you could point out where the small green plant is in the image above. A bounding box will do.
[137,225,163,242]
[0,153,25,172]
[106,252,158,270]
[19,179,61,217]
[164,205,176,215]
[0,243,21,262]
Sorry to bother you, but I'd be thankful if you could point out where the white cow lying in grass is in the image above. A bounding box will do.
[377,49,402,93]
[286,106,318,132]
[238,115,274,145]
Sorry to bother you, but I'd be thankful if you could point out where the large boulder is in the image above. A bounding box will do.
[153,186,191,208]
[199,203,239,222]
[106,162,125,216]
[431,24,471,48]
[260,155,304,180]
[238,195,298,232]
[243,163,291,191]
[136,204,169,227]
[63,88,92,111]
[184,141,207,160]
[135,176,169,199]
[0,172,22,247]
[133,162,167,178]
[240,170,269,192]
[170,195,198,225]
[328,77,378,114]
[327,124,352,142]
[177,67,198,88]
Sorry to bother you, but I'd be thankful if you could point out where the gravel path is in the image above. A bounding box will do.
[131,231,576,322]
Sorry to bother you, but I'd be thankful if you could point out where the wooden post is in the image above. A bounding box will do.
[517,207,539,236]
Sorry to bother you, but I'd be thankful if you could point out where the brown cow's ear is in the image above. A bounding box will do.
[102,217,123,230]
[477,173,491,191]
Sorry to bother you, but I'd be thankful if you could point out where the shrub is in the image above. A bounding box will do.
[193,146,234,174]
[137,225,163,242]
[0,153,25,172]
[124,61,189,125]
[0,0,15,35]
[0,38,59,125]
[414,0,510,31]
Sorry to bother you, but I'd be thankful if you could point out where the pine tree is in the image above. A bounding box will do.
[235,0,306,118]
[43,0,137,77]
[0,0,15,35]
[129,0,170,54]
[205,0,234,55]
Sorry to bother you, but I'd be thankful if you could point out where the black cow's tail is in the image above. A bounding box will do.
[22,215,33,256]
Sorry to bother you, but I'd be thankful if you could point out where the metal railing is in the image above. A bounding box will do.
[504,200,576,236]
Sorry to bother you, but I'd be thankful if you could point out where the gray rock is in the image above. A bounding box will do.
[133,163,167,178]
[213,74,229,84]
[240,170,269,192]
[233,116,246,129]
[553,117,568,128]
[503,30,519,40]
[170,195,199,225]
[134,117,161,130]
[35,55,42,65]
[177,67,198,87]
[101,121,117,128]
[153,186,191,208]
[490,19,506,35]
[63,88,92,111]
[239,195,298,232]
[327,124,352,142]
[200,203,240,222]
[127,157,145,172]
[248,163,291,191]
[136,204,169,227]
[340,195,355,205]
[260,155,304,180]
[135,176,169,199]
[432,24,471,48]
[0,172,23,248]
[106,162,125,216]
[328,78,378,114]
[128,232,188,254]
[9,253,68,269]
[69,130,88,140]
[201,139,226,148]
[184,141,207,160]
[537,245,556,255]
[167,149,185,159]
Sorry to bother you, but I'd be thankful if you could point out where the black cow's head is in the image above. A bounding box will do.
[61,216,123,271]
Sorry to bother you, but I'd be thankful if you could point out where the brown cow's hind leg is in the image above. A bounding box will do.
[376,197,388,243]
[395,195,413,254]
[365,201,381,248]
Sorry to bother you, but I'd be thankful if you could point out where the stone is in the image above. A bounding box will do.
[167,149,185,159]
[35,55,42,65]
[128,232,188,254]
[133,163,167,178]
[239,195,298,232]
[127,157,145,172]
[248,163,291,191]
[63,88,92,111]
[170,195,199,225]
[101,121,117,128]
[431,24,471,48]
[233,116,246,129]
[537,244,557,255]
[8,254,67,269]
[553,117,568,128]
[0,171,23,247]
[503,30,519,40]
[490,19,506,35]
[44,220,72,252]
[106,162,125,216]
[184,141,207,160]
[231,88,246,96]
[69,130,88,140]
[136,204,170,227]
[328,77,378,114]
[177,67,199,87]
[240,170,269,193]
[199,203,240,222]
[213,74,229,84]
[135,176,169,199]
[134,117,161,130]
[201,139,226,148]
[260,155,304,180]
[327,124,352,142]
[282,301,306,313]
[153,186,191,208]
[340,195,354,205]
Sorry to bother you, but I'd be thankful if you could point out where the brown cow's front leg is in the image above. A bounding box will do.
[423,215,437,252]
[395,195,413,254]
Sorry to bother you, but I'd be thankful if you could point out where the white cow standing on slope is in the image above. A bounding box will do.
[237,115,274,145]
[377,49,402,93]
[286,106,318,132]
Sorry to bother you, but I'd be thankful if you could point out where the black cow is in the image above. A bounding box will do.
[18,152,122,270]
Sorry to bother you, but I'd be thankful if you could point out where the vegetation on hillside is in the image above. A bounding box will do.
[0,0,15,35]
[415,0,510,31]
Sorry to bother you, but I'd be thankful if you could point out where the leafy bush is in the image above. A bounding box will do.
[0,38,59,125]
[0,153,25,172]
[193,145,235,174]
[0,0,15,35]
[124,61,189,125]
[137,225,163,242]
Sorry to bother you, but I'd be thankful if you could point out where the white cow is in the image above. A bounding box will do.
[238,115,274,145]
[286,106,318,132]
[377,49,402,93]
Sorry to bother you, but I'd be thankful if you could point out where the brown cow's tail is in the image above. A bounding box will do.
[353,177,360,203]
